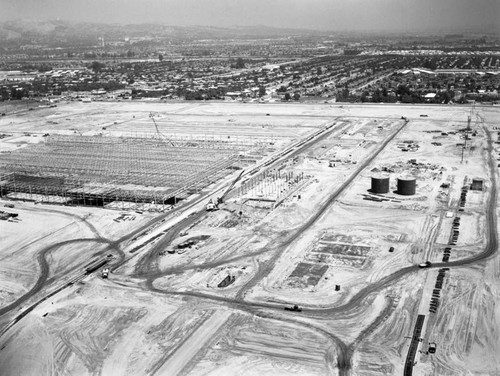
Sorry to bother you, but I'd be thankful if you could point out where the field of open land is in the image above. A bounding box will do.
[1,100,499,376]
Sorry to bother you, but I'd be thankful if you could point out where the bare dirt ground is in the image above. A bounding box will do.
[1,101,499,376]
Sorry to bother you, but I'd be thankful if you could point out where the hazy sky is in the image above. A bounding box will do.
[1,0,499,32]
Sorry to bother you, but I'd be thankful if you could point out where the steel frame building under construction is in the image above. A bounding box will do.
[0,135,249,211]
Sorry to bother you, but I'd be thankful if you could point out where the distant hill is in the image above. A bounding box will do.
[0,19,324,47]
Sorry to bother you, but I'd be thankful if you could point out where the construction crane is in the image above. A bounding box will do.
[462,101,476,163]
[206,170,244,211]
[149,112,175,147]
[467,101,476,130]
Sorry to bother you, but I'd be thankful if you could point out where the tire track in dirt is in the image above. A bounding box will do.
[0,238,114,318]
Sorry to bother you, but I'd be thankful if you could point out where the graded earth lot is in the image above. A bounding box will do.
[1,101,499,376]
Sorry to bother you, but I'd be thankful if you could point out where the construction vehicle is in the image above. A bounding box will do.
[418,261,432,268]
[0,210,18,220]
[284,304,302,312]
[206,199,218,211]
[218,275,236,288]
[428,342,437,354]
[178,239,195,249]
[206,170,244,211]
